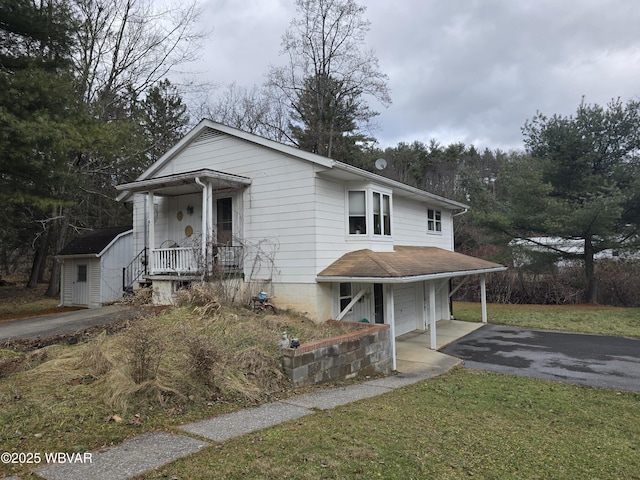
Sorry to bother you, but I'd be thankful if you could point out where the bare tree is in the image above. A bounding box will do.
[267,0,391,158]
[73,0,206,114]
[201,83,291,143]
[39,0,206,297]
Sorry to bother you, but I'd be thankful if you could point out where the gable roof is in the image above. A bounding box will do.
[117,119,469,211]
[317,246,506,283]
[57,226,132,257]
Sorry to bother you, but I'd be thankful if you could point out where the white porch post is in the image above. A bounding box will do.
[429,281,437,349]
[201,181,208,271]
[481,273,488,323]
[148,191,155,274]
[206,181,213,247]
[385,284,396,370]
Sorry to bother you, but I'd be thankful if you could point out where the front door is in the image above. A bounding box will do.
[216,197,233,245]
[72,262,89,306]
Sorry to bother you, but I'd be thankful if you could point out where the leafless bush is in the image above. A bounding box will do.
[454,267,585,305]
[121,320,166,384]
[184,334,219,384]
[454,260,640,306]
[174,282,221,316]
[596,259,640,307]
[118,287,152,306]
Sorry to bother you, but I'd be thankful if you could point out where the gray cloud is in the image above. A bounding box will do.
[190,0,640,151]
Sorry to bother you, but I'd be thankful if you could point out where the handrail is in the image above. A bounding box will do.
[122,247,148,293]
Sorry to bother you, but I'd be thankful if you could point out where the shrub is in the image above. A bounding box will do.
[184,334,219,385]
[454,259,640,306]
[120,319,166,384]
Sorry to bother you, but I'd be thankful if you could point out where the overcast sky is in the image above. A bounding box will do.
[186,0,640,151]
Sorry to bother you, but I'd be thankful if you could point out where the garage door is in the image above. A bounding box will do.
[393,284,418,336]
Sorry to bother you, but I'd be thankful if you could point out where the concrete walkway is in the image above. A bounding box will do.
[25,320,480,480]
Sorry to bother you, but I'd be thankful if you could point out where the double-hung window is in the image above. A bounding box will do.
[348,191,367,235]
[427,209,442,232]
[348,188,392,237]
[373,192,391,236]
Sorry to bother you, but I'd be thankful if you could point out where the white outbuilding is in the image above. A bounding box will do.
[57,226,133,308]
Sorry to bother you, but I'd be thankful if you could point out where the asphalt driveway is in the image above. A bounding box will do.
[0,305,142,343]
[441,325,640,392]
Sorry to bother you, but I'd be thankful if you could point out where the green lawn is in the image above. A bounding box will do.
[141,368,640,479]
[453,301,640,337]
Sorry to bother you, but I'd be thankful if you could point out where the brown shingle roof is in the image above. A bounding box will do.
[317,246,506,281]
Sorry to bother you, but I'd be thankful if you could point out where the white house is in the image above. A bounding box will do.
[57,226,133,308]
[116,120,506,365]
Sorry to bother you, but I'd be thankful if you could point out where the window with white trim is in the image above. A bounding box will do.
[373,192,391,236]
[347,188,392,237]
[427,209,442,232]
[348,191,367,235]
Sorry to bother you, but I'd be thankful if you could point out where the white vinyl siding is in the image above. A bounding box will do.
[393,195,453,249]
[99,231,133,305]
[88,260,101,307]
[61,262,73,306]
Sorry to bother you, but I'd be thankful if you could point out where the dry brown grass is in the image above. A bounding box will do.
[2,283,358,412]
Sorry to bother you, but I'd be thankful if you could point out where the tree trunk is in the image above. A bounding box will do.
[26,228,51,289]
[584,236,597,304]
[45,212,69,298]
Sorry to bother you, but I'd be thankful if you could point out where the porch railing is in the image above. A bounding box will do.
[153,247,198,274]
[151,245,243,275]
[123,247,148,293]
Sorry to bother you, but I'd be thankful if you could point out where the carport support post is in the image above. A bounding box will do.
[480,274,487,323]
[429,282,437,349]
[385,285,396,371]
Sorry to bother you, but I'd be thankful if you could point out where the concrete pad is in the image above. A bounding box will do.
[284,383,392,410]
[393,321,479,376]
[34,431,208,480]
[180,402,312,442]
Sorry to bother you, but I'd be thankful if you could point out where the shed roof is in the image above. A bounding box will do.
[317,246,506,283]
[57,226,132,257]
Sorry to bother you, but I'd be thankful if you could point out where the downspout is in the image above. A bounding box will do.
[195,178,208,273]
[452,208,468,217]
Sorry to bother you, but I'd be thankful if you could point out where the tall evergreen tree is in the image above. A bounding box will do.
[139,79,189,165]
[472,99,640,303]
[268,0,390,160]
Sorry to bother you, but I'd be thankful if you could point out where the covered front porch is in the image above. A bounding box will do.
[116,169,251,289]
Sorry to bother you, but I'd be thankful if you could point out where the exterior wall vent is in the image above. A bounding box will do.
[193,129,225,145]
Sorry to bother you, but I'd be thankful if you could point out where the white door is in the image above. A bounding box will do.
[393,284,419,336]
[72,261,89,306]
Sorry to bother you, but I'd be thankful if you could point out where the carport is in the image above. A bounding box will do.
[317,246,507,370]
